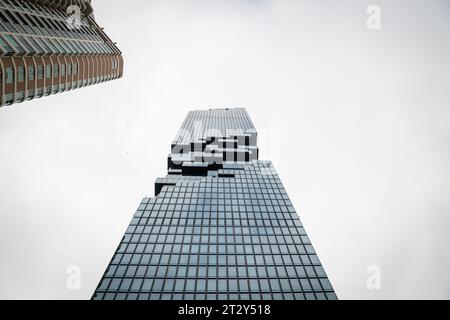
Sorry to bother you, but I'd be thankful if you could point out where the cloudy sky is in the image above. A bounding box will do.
[0,0,449,300]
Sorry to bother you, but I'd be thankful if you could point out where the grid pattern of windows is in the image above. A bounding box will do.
[174,108,256,144]
[93,161,336,301]
[93,108,336,301]
[169,108,258,171]
[0,0,123,108]
[0,1,119,56]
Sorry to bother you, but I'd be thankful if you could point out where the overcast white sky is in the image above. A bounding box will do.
[0,0,449,300]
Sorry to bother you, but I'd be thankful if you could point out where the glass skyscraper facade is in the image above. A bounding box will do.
[0,0,123,107]
[93,108,337,300]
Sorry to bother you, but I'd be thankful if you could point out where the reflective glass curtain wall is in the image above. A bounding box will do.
[93,108,337,300]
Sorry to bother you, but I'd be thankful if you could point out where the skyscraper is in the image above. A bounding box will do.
[93,108,337,300]
[0,0,123,108]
